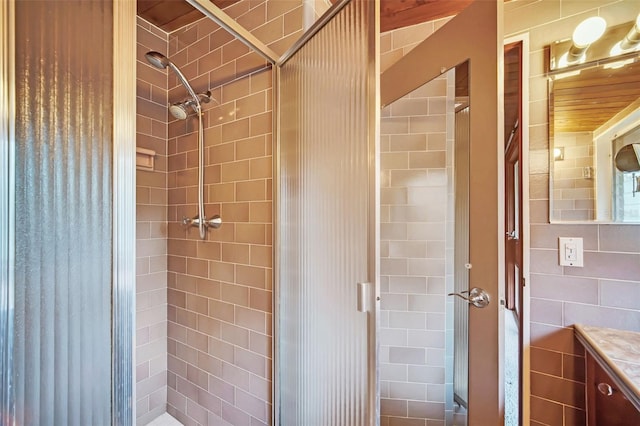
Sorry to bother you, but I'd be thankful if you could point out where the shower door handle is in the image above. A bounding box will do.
[448,287,490,308]
[357,282,370,313]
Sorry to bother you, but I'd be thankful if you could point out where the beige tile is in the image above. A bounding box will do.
[530,298,563,326]
[250,112,272,136]
[563,302,640,331]
[531,372,584,409]
[565,251,640,282]
[250,157,272,179]
[250,245,272,268]
[236,265,266,289]
[409,151,446,169]
[236,92,266,119]
[209,260,235,282]
[236,135,266,160]
[221,242,250,264]
[221,160,250,182]
[600,279,640,310]
[237,3,266,31]
[599,224,640,253]
[236,180,266,201]
[530,274,598,304]
[250,201,272,222]
[222,202,250,222]
[249,288,271,313]
[235,223,266,245]
[253,16,284,45]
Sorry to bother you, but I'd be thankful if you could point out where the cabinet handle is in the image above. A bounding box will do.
[597,382,614,396]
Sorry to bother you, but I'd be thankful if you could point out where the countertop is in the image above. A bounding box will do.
[574,324,640,411]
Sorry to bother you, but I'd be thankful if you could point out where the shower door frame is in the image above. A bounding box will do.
[274,1,380,424]
[188,0,380,423]
[0,0,137,424]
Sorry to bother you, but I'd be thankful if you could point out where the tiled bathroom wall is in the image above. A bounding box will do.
[136,17,170,425]
[162,2,302,425]
[552,132,595,221]
[504,1,640,424]
[379,19,455,426]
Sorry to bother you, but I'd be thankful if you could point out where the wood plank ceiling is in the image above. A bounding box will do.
[137,0,473,33]
[551,61,640,134]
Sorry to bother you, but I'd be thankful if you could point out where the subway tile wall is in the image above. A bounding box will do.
[552,132,595,221]
[504,1,640,424]
[379,19,455,426]
[163,2,302,425]
[136,17,170,425]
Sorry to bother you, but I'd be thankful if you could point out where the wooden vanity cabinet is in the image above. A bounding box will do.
[586,353,640,425]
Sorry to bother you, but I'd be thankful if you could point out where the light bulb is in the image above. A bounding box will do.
[572,17,607,48]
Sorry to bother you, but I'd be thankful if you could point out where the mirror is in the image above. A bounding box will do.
[549,20,640,223]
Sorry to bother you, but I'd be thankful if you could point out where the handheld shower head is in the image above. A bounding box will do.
[145,51,170,69]
[169,103,189,120]
[168,92,214,120]
[145,50,201,114]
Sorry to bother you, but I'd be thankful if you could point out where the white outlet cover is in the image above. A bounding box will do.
[559,237,584,267]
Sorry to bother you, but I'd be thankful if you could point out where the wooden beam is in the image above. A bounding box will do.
[380,0,473,33]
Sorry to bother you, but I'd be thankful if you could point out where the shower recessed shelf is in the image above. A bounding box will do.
[136,147,156,171]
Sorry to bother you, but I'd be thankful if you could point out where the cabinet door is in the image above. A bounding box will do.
[587,354,640,425]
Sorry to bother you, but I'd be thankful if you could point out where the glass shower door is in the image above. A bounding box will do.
[276,0,379,424]
[0,0,135,423]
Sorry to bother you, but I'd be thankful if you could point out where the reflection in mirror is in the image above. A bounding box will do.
[379,61,468,426]
[548,13,640,222]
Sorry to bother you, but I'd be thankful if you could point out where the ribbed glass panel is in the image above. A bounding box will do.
[278,0,373,424]
[13,1,113,425]
[453,107,470,408]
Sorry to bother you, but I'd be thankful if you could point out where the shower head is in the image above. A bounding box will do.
[145,50,201,114]
[168,92,213,120]
[169,103,189,120]
[145,51,170,69]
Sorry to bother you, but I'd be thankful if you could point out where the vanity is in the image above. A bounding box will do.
[574,324,640,425]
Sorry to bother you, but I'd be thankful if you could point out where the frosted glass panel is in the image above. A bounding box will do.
[453,107,470,409]
[278,0,376,424]
[13,1,113,424]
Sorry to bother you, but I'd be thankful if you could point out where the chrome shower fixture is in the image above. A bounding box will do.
[169,91,212,120]
[144,51,201,112]
[144,50,222,239]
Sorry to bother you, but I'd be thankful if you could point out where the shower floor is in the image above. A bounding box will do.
[147,413,182,426]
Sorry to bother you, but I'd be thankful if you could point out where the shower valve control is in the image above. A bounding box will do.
[182,215,222,230]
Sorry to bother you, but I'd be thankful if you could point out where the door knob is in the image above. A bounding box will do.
[448,287,490,308]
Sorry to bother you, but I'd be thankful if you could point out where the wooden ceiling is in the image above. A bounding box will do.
[551,61,640,134]
[138,0,472,33]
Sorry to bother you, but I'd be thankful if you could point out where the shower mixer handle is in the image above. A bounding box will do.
[182,215,223,229]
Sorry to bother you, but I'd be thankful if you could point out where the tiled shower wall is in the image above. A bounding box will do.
[136,17,169,425]
[379,20,454,426]
[504,1,640,424]
[163,2,302,425]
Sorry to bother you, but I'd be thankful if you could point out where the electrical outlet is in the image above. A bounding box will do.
[559,237,584,267]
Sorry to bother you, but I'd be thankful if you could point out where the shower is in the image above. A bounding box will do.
[145,51,221,239]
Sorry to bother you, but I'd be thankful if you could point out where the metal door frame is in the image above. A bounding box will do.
[0,1,137,424]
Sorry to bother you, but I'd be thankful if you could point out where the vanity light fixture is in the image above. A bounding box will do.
[554,147,565,161]
[558,17,607,68]
[608,14,640,70]
[615,13,640,53]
